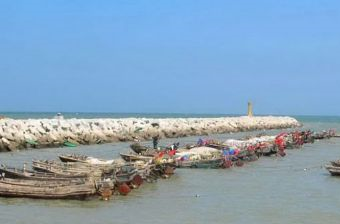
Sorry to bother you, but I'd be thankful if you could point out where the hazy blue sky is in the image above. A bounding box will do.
[0,0,339,115]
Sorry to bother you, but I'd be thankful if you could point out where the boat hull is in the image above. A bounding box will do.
[0,178,96,200]
[176,158,222,169]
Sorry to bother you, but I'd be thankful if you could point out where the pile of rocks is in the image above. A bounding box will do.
[0,116,300,152]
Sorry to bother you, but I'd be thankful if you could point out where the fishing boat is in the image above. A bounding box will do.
[59,154,89,163]
[146,163,176,178]
[130,143,149,154]
[0,177,96,199]
[205,143,229,150]
[0,165,87,181]
[59,154,115,165]
[330,160,340,167]
[110,164,144,195]
[25,139,38,146]
[63,141,77,147]
[127,161,160,182]
[33,159,120,180]
[31,160,93,178]
[258,147,277,157]
[120,153,154,162]
[130,142,179,155]
[176,158,223,169]
[115,165,139,185]
[325,165,340,176]
[157,164,176,176]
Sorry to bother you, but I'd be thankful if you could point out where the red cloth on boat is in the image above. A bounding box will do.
[167,150,176,156]
[247,145,255,151]
[275,136,285,151]
[157,152,165,158]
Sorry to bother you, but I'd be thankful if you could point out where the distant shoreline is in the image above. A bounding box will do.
[0,112,338,120]
[0,112,243,119]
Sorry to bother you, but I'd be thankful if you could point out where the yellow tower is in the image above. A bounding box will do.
[247,101,253,117]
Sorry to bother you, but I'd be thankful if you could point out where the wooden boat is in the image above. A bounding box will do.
[59,154,88,163]
[32,160,118,181]
[126,161,160,182]
[199,141,274,159]
[59,154,116,166]
[258,147,277,157]
[96,181,114,200]
[157,164,176,176]
[130,143,178,155]
[0,165,87,181]
[130,143,149,154]
[0,177,96,199]
[120,153,154,162]
[325,165,340,176]
[205,143,229,150]
[115,165,139,185]
[235,149,252,159]
[63,141,77,147]
[34,159,106,170]
[111,164,143,194]
[330,160,340,167]
[313,132,331,140]
[31,160,92,178]
[25,139,39,146]
[145,163,176,178]
[176,158,223,169]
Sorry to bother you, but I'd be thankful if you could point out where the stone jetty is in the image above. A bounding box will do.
[0,116,300,152]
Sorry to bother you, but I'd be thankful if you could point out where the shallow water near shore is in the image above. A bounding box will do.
[1,117,340,224]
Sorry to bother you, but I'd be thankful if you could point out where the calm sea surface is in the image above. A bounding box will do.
[0,114,340,224]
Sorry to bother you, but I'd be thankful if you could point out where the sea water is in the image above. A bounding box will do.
[0,114,339,224]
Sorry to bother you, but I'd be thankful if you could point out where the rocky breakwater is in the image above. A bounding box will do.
[0,116,300,152]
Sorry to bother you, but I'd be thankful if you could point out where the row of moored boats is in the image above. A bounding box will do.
[121,129,336,169]
[0,155,175,200]
[0,129,337,200]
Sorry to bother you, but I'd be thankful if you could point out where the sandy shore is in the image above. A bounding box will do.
[0,116,300,151]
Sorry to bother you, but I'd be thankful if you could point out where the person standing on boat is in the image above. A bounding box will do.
[197,138,204,146]
[152,135,159,149]
[222,147,233,168]
[275,135,286,157]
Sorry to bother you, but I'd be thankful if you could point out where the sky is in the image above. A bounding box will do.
[0,0,339,115]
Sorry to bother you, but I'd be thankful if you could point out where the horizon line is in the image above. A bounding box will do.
[1,111,340,117]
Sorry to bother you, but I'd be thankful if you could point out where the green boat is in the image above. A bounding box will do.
[63,141,77,147]
[25,139,38,146]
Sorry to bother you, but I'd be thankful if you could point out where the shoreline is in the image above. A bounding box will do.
[0,116,301,152]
